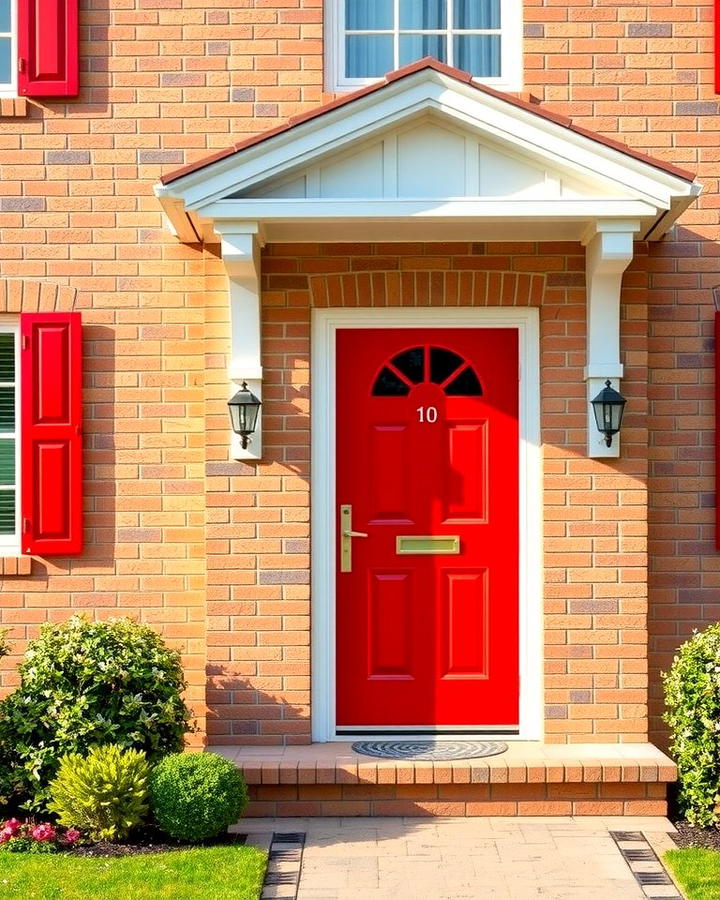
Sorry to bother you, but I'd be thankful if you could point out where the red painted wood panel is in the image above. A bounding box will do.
[336,328,519,727]
[17,0,79,97]
[21,313,82,555]
[717,0,720,93]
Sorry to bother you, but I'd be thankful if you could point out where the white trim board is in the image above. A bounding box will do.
[310,307,542,742]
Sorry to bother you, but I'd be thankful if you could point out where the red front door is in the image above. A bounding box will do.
[336,328,519,728]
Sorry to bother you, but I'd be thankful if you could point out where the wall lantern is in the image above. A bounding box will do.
[228,381,261,449]
[591,379,626,447]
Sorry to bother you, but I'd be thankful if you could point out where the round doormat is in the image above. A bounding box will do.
[351,740,508,761]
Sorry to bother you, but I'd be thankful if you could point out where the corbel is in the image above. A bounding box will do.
[216,221,264,460]
[582,221,638,458]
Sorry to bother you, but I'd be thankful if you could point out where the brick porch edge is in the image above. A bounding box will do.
[215,742,676,818]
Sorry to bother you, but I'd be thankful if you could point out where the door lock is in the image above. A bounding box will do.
[340,504,367,573]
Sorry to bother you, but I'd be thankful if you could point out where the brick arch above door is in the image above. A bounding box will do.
[0,279,77,314]
[308,270,547,308]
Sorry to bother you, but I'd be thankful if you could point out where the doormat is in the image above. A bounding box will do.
[351,740,508,761]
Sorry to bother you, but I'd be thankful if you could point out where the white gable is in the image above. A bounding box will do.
[238,117,625,204]
[156,66,699,244]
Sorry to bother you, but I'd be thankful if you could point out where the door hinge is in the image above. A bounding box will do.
[21,335,28,350]
[17,58,25,74]
[22,518,30,534]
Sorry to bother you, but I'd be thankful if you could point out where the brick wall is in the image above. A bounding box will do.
[201,242,649,744]
[523,0,719,746]
[0,0,717,747]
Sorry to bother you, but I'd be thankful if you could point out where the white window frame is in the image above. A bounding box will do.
[0,320,20,553]
[0,0,17,97]
[325,0,523,94]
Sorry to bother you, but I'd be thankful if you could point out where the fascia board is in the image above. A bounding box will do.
[435,79,696,206]
[161,79,444,211]
[198,197,658,222]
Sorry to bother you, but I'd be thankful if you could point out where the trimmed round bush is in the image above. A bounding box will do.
[664,623,720,826]
[150,753,249,842]
[48,745,151,842]
[0,615,193,812]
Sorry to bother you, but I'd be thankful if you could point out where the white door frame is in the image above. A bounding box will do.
[311,307,542,742]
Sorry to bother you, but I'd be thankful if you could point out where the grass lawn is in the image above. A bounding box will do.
[0,845,267,900]
[665,848,720,900]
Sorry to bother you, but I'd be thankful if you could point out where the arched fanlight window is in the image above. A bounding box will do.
[372,346,483,397]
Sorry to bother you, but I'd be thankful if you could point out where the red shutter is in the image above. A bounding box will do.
[20,313,82,555]
[17,0,79,97]
[717,0,720,93]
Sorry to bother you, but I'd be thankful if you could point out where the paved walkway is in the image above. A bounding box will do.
[244,816,680,900]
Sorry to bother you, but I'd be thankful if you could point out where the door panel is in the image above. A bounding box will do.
[336,328,519,727]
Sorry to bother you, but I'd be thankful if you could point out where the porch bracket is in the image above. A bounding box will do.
[582,221,637,459]
[216,221,264,461]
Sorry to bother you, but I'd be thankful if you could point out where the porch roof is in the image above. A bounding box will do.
[155,58,700,246]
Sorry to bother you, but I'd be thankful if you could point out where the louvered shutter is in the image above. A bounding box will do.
[17,0,79,97]
[21,313,82,555]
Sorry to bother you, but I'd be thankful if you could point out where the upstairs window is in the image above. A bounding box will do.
[327,0,522,93]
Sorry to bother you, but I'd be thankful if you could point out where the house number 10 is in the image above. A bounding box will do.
[416,406,438,423]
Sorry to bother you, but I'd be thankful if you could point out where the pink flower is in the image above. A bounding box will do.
[3,819,21,836]
[0,828,13,844]
[63,828,81,845]
[31,823,56,842]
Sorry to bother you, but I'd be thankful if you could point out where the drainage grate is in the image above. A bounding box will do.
[612,831,645,842]
[636,871,674,886]
[609,831,682,899]
[270,848,303,862]
[264,872,298,885]
[624,848,656,862]
[260,831,306,900]
[273,832,305,843]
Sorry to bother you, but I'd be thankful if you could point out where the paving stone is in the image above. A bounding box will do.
[252,816,679,899]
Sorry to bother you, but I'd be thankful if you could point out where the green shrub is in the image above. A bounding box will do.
[150,753,248,843]
[48,745,150,842]
[664,623,720,826]
[0,615,193,812]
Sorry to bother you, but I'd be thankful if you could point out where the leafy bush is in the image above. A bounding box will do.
[150,753,248,842]
[48,745,150,842]
[0,615,193,811]
[664,623,720,826]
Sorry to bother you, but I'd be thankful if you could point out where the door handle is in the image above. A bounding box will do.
[340,504,367,573]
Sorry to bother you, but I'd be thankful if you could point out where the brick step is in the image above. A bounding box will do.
[213,742,676,818]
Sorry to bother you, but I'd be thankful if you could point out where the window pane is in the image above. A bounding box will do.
[454,0,500,30]
[391,347,425,384]
[0,334,14,382]
[399,0,446,30]
[445,367,482,396]
[0,38,10,86]
[0,490,14,536]
[0,387,14,433]
[346,35,393,78]
[0,0,10,33]
[399,34,446,67]
[372,367,410,396]
[0,440,13,486]
[454,34,501,76]
[346,0,393,31]
[430,347,463,385]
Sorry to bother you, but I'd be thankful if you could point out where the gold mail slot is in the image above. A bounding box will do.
[396,535,460,555]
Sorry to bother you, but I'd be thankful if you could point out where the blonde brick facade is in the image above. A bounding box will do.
[0,0,718,760]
